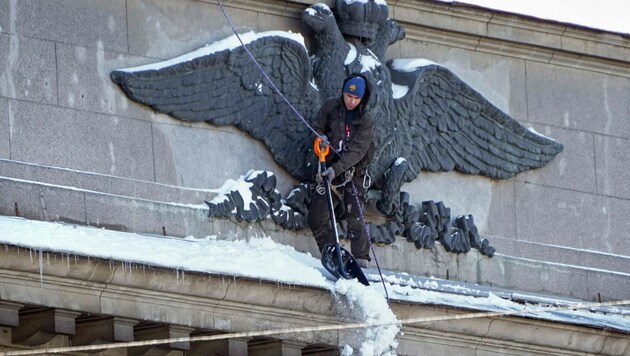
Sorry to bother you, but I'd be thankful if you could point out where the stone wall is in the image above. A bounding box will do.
[1,0,629,297]
[387,1,630,259]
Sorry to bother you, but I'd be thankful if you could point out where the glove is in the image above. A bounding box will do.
[321,167,335,179]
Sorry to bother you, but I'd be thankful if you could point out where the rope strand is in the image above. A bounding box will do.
[215,0,335,154]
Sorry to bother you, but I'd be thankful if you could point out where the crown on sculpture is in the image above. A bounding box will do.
[335,0,389,40]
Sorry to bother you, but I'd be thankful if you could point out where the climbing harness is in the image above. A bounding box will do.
[363,170,372,189]
[314,138,369,285]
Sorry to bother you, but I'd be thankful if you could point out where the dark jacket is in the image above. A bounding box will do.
[312,74,375,181]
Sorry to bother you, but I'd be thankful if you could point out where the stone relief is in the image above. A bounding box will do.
[111,0,563,257]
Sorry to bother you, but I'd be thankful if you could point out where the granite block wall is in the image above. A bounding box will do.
[1,0,629,265]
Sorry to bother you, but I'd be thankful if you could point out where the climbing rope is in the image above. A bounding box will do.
[215,0,326,148]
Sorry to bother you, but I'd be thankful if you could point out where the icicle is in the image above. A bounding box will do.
[29,249,33,264]
[38,250,44,288]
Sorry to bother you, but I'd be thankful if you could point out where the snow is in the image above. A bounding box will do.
[345,43,358,65]
[437,0,630,35]
[359,50,381,73]
[390,59,437,72]
[119,31,306,73]
[343,0,387,6]
[0,215,399,353]
[207,171,257,209]
[391,84,408,99]
[527,126,559,143]
[1,215,629,352]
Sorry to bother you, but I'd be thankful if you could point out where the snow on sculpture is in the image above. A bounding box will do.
[111,0,563,257]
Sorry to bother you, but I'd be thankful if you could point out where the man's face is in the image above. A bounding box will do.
[343,92,362,111]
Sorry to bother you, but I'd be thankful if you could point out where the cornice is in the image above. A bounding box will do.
[2,246,629,354]
[215,0,630,78]
[390,0,630,76]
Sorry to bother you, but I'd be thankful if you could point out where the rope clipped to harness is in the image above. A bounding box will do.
[314,137,369,285]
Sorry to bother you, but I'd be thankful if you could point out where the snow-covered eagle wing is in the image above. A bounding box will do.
[111,32,320,180]
[388,59,563,181]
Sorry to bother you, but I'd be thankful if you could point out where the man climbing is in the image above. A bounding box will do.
[308,73,375,269]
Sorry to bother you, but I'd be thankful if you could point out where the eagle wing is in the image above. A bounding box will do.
[111,32,320,180]
[388,59,563,182]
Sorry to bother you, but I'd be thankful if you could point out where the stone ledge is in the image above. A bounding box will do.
[1,162,629,301]
[0,159,214,206]
[1,246,629,355]
[392,0,630,62]
[490,235,630,274]
[233,0,630,78]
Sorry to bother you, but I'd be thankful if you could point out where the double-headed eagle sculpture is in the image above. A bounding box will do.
[111,0,563,255]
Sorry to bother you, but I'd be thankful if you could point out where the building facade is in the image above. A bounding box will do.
[1,0,629,354]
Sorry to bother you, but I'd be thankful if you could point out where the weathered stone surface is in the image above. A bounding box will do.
[0,253,108,315]
[585,271,630,305]
[478,254,591,300]
[152,123,297,194]
[486,16,565,49]
[0,177,87,224]
[561,28,630,63]
[397,39,529,126]
[526,61,630,138]
[84,191,211,238]
[484,180,517,240]
[0,98,8,158]
[190,338,250,356]
[0,34,57,104]
[0,0,10,34]
[515,183,630,255]
[1,1,630,354]
[12,309,81,346]
[490,236,630,275]
[392,0,630,71]
[73,317,138,346]
[517,123,597,194]
[8,100,154,181]
[126,0,256,60]
[595,134,630,200]
[0,159,216,205]
[55,43,155,121]
[394,1,491,40]
[402,172,515,240]
[0,301,22,327]
[13,0,127,52]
